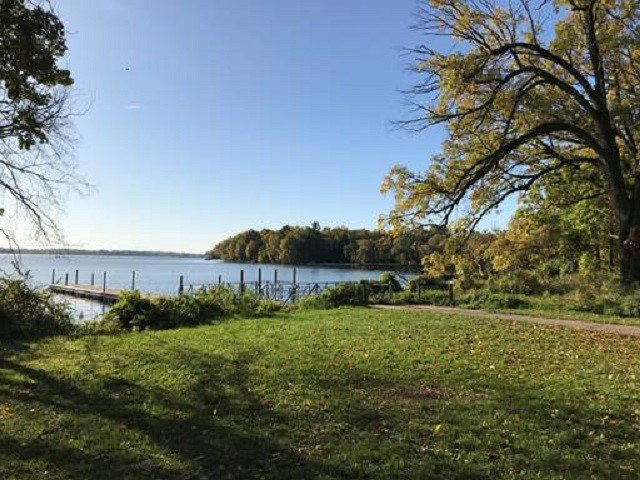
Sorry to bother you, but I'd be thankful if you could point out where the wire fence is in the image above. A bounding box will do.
[184,281,342,304]
[49,267,358,304]
[48,263,436,306]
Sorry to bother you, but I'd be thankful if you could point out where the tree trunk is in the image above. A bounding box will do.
[619,178,640,286]
[619,244,640,286]
[620,241,636,286]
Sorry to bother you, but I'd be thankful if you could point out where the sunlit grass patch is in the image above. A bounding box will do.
[1,308,638,479]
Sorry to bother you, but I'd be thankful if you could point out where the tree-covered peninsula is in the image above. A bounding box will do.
[205,223,434,265]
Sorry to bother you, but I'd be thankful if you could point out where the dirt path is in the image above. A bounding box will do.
[371,304,640,337]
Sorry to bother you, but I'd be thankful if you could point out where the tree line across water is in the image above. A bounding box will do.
[205,222,433,265]
[207,194,622,295]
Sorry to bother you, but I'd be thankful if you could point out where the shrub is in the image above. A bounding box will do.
[407,275,445,292]
[542,276,575,295]
[414,289,453,306]
[76,316,125,336]
[107,291,157,331]
[379,273,402,292]
[106,286,282,331]
[370,289,452,307]
[486,271,545,295]
[298,283,368,309]
[575,289,640,318]
[460,292,529,310]
[0,278,72,338]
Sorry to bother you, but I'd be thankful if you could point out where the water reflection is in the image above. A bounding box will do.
[54,295,109,324]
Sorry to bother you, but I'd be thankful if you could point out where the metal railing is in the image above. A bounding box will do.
[184,281,341,304]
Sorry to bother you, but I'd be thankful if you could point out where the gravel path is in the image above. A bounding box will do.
[371,304,640,337]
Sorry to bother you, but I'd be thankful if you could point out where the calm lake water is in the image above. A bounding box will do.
[3,254,398,321]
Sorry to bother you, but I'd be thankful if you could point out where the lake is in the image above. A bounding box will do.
[3,254,402,321]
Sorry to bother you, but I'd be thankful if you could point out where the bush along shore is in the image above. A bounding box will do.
[0,280,282,339]
[4,269,640,341]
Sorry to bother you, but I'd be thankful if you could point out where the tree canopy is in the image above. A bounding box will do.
[206,223,435,266]
[0,0,81,246]
[383,0,640,284]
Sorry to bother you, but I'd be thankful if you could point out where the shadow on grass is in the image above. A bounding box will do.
[0,346,354,479]
[1,338,638,479]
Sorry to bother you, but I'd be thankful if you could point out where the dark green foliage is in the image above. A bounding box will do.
[207,223,435,265]
[486,271,545,295]
[317,283,369,307]
[106,291,156,331]
[378,273,402,292]
[576,287,640,318]
[106,287,281,331]
[0,278,71,337]
[381,289,527,310]
[0,0,73,149]
[298,283,370,309]
[388,290,452,306]
[460,292,529,310]
[407,274,445,292]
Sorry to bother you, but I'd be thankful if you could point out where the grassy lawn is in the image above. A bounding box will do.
[477,304,640,326]
[1,308,639,479]
[398,290,640,326]
[486,295,640,326]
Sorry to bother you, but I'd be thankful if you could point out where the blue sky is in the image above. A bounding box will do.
[52,0,511,253]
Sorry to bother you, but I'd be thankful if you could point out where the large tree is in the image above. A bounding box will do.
[0,0,81,247]
[383,0,640,285]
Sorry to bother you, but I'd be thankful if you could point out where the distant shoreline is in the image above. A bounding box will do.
[0,249,203,258]
[206,259,419,270]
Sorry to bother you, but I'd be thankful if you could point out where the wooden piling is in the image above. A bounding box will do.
[65,273,69,286]
[274,269,279,299]
[51,269,56,285]
[75,269,79,285]
[240,269,245,295]
[179,275,184,295]
[131,271,136,290]
[103,272,107,293]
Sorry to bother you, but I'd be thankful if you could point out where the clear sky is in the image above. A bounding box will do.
[49,0,511,253]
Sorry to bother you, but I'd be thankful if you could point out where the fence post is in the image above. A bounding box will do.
[74,269,79,285]
[103,272,107,293]
[292,268,297,302]
[65,273,69,286]
[240,269,245,295]
[131,271,136,290]
[51,269,56,285]
[258,268,262,296]
[91,273,95,286]
[178,275,184,295]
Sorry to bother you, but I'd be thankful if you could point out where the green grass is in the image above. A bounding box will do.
[475,294,640,326]
[1,308,639,479]
[484,305,640,325]
[386,290,640,326]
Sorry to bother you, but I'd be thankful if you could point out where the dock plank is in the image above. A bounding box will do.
[49,284,124,303]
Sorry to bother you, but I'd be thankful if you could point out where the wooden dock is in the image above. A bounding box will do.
[49,284,123,304]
